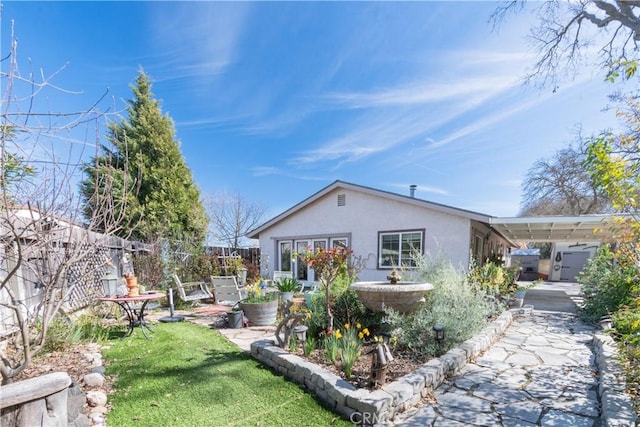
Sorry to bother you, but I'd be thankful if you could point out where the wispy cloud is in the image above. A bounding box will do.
[324,76,514,109]
[148,3,250,81]
[251,166,280,177]
[422,73,594,151]
[293,59,524,167]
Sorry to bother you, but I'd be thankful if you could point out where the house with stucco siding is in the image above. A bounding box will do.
[248,180,516,284]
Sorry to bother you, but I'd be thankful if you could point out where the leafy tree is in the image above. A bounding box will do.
[302,246,352,335]
[492,1,640,86]
[585,95,640,263]
[81,70,208,244]
[520,142,612,216]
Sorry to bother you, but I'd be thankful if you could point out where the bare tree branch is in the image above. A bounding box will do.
[204,191,266,249]
[0,22,130,384]
[492,0,640,86]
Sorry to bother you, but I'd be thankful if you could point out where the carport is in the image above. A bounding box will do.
[489,214,621,310]
[489,214,620,243]
[490,214,621,282]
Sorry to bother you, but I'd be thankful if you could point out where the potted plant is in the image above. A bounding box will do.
[275,277,299,303]
[227,304,244,329]
[240,279,278,326]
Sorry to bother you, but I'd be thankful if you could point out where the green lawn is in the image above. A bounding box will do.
[103,322,351,427]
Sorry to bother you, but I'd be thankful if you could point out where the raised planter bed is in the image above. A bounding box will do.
[250,310,513,424]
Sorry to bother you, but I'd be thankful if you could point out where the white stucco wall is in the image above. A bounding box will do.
[549,241,600,281]
[257,187,473,282]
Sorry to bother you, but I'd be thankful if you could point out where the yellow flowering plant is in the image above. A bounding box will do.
[321,322,371,379]
[243,278,277,303]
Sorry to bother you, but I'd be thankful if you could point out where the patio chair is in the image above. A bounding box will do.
[273,270,312,292]
[298,281,319,293]
[210,275,246,306]
[172,274,214,303]
[272,270,293,282]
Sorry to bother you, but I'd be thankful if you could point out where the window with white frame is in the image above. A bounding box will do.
[378,230,423,268]
[276,236,349,280]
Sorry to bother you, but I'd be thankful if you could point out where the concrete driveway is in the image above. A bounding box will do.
[519,280,584,314]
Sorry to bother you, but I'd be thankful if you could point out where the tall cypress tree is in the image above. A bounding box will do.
[81,70,208,244]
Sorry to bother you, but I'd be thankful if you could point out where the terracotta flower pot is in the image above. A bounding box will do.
[125,275,139,297]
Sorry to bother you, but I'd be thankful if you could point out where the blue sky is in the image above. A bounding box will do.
[1,1,622,220]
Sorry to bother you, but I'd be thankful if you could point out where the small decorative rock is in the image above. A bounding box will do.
[83,372,105,388]
[90,366,106,375]
[90,406,109,416]
[86,390,108,407]
[90,412,106,425]
[518,305,534,316]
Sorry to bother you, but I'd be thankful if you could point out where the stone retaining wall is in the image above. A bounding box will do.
[593,333,638,427]
[251,310,513,424]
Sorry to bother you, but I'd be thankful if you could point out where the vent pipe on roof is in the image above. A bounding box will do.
[409,184,417,198]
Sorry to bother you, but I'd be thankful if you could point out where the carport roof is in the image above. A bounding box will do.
[489,214,620,242]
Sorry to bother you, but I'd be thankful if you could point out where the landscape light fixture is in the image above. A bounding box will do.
[293,325,308,343]
[599,316,613,331]
[433,324,445,342]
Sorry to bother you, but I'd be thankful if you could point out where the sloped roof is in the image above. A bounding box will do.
[247,180,495,239]
[248,180,622,244]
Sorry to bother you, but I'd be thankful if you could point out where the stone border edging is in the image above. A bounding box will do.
[593,333,638,427]
[250,310,513,423]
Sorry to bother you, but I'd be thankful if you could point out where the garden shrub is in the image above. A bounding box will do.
[384,254,501,357]
[184,253,221,282]
[307,291,328,338]
[467,256,518,297]
[332,289,382,334]
[307,288,382,339]
[578,244,638,322]
[613,298,640,415]
[41,311,111,353]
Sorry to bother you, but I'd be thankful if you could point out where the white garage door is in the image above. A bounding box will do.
[560,252,591,281]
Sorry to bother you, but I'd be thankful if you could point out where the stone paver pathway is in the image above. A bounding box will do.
[394,311,600,426]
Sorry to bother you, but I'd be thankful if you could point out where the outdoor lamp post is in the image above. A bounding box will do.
[433,324,445,342]
[293,325,308,343]
[101,273,119,297]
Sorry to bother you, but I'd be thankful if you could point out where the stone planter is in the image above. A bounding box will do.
[350,281,434,313]
[240,300,278,326]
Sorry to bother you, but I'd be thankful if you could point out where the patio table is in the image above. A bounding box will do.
[98,292,164,339]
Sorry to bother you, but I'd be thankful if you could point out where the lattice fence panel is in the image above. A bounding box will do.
[63,245,114,312]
